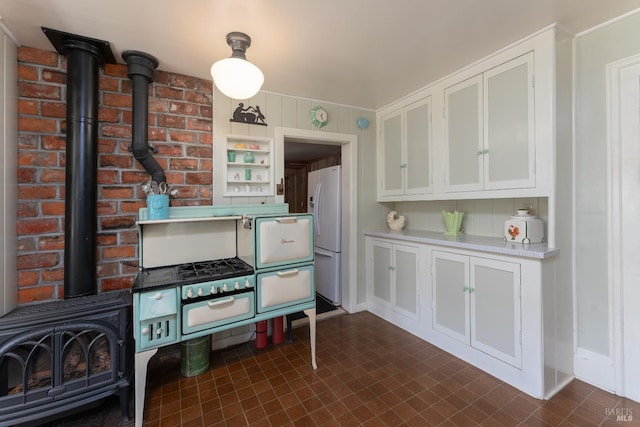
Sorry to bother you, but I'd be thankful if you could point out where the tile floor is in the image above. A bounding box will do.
[55,311,640,426]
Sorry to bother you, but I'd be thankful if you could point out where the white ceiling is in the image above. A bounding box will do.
[1,0,639,110]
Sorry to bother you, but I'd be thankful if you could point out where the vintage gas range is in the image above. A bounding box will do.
[131,204,316,427]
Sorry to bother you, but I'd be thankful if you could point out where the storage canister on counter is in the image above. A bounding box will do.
[504,210,544,243]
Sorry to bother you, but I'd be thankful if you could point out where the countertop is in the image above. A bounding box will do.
[364,229,560,260]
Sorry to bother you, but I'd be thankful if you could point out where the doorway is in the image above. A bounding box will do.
[284,141,341,213]
[274,127,358,314]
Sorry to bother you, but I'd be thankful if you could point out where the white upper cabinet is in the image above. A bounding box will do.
[405,98,432,194]
[378,97,432,200]
[444,75,484,192]
[376,27,557,201]
[483,53,535,190]
[380,110,403,196]
[444,52,535,193]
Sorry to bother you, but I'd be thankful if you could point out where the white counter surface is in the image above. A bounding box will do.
[364,229,559,260]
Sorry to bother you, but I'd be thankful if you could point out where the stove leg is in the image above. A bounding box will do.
[119,383,130,421]
[134,348,158,427]
[303,308,317,370]
[286,314,293,342]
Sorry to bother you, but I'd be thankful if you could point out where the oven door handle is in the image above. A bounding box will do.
[207,296,235,307]
[276,269,299,277]
[275,217,298,224]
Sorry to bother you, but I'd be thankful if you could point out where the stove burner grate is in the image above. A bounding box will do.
[134,257,254,291]
[178,258,253,281]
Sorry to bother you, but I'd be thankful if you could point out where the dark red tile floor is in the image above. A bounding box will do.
[52,311,640,426]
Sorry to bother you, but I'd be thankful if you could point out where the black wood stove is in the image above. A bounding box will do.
[0,291,132,426]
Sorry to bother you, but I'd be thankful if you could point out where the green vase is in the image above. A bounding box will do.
[244,151,255,163]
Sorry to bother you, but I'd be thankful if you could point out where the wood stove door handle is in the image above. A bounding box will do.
[48,386,67,397]
[277,269,299,277]
[208,297,235,307]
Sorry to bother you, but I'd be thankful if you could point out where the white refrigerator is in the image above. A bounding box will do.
[308,166,341,305]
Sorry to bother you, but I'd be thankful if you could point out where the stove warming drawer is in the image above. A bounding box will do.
[182,292,255,335]
[256,264,314,313]
[255,215,314,269]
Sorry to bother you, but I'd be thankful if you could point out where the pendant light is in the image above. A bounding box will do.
[211,32,264,100]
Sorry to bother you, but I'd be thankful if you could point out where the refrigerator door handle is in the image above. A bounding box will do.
[314,183,322,235]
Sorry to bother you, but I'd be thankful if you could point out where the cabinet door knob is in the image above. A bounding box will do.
[389,266,395,271]
[469,287,476,293]
[463,286,469,292]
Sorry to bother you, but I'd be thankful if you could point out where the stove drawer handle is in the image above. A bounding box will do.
[207,296,235,307]
[275,217,298,224]
[276,269,299,277]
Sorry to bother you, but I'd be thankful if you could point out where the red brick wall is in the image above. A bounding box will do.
[16,46,214,304]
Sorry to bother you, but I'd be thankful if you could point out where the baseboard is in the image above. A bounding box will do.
[355,302,368,312]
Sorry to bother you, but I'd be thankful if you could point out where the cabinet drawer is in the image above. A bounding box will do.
[256,265,314,313]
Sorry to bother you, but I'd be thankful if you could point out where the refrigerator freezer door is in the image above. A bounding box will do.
[314,247,341,305]
[308,166,341,252]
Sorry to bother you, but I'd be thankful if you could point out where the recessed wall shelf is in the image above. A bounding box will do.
[223,134,274,197]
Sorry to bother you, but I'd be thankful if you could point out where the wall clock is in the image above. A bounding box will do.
[310,106,328,128]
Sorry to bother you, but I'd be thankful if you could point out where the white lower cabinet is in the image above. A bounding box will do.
[364,232,572,400]
[432,251,521,368]
[366,238,422,333]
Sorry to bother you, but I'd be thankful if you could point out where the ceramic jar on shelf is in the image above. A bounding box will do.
[244,151,255,163]
[504,209,544,243]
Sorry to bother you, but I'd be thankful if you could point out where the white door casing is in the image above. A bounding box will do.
[608,54,640,402]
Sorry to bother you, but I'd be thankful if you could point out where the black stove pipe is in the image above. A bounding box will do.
[122,51,166,185]
[64,41,100,298]
[62,40,101,298]
[43,28,115,299]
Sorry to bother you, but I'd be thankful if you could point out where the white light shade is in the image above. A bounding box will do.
[211,57,264,100]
